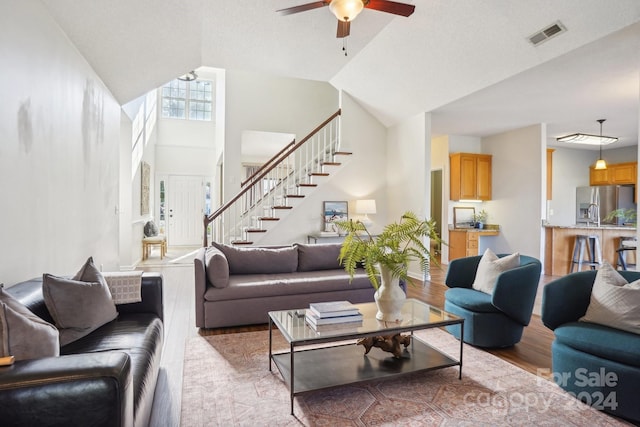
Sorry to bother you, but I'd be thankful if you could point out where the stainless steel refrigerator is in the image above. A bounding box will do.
[576,185,636,225]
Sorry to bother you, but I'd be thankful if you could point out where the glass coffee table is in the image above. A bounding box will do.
[268,298,464,415]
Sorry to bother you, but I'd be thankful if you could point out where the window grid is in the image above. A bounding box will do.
[161,79,213,121]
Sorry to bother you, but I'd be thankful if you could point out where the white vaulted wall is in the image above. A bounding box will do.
[0,0,121,285]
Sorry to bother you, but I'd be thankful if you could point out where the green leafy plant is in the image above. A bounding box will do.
[335,211,443,290]
[604,208,637,225]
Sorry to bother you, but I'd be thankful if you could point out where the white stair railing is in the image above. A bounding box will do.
[203,110,343,246]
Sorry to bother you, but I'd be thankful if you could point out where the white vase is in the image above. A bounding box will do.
[374,265,406,321]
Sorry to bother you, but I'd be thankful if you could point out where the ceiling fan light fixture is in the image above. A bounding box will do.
[329,0,364,22]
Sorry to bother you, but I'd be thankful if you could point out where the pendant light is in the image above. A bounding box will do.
[594,119,607,170]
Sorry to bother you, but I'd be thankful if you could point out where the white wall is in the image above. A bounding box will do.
[387,112,431,279]
[482,125,545,260]
[224,70,340,204]
[0,0,121,285]
[547,145,638,226]
[257,90,389,244]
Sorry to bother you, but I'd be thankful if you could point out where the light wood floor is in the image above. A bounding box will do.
[143,258,560,426]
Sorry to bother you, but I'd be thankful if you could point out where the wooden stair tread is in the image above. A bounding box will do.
[246,229,267,233]
[309,172,330,176]
[333,151,353,156]
[297,183,318,187]
[259,217,280,221]
[285,194,304,198]
[272,206,293,209]
[321,162,341,166]
[231,241,253,245]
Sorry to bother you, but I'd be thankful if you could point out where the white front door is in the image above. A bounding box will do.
[167,175,204,246]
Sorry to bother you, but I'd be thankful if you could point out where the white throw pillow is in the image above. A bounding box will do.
[580,262,640,334]
[471,249,520,294]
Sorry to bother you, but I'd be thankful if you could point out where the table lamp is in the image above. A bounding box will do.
[355,199,376,227]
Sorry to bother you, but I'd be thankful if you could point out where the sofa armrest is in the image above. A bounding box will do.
[194,247,208,328]
[541,270,596,330]
[444,255,482,288]
[0,352,133,427]
[115,272,164,322]
[492,260,541,326]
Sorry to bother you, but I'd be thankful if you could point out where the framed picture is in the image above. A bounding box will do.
[453,206,475,229]
[140,161,150,216]
[323,201,348,232]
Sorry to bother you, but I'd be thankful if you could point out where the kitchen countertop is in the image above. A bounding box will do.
[543,224,636,230]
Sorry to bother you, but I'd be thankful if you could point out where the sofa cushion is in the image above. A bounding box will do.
[212,243,298,275]
[444,287,501,313]
[0,286,59,361]
[203,269,374,301]
[43,257,118,346]
[580,262,640,334]
[61,312,164,413]
[205,246,230,288]
[472,249,520,294]
[554,321,640,368]
[296,243,343,271]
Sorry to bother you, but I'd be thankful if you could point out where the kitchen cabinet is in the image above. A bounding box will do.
[547,149,554,200]
[450,153,492,201]
[449,229,499,260]
[589,161,637,186]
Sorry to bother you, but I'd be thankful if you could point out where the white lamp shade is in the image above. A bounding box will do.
[329,0,364,22]
[355,199,376,215]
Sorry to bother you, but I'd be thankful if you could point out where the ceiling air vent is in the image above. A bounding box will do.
[528,21,566,46]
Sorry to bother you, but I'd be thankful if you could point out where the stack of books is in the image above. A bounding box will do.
[305,301,363,330]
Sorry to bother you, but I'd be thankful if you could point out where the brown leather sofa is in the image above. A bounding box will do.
[0,273,164,427]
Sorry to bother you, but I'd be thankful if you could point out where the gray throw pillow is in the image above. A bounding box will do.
[212,243,298,275]
[0,286,59,361]
[43,257,118,346]
[205,246,230,288]
[580,262,640,334]
[296,243,343,271]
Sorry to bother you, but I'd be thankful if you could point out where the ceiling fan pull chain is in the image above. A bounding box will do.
[343,37,348,56]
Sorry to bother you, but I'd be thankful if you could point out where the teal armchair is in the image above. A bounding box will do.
[444,254,542,348]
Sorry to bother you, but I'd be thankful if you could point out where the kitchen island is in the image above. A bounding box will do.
[544,225,637,275]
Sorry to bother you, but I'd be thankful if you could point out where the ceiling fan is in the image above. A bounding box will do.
[277,0,415,38]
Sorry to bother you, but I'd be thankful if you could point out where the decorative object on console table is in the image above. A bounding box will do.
[472,209,489,229]
[355,199,376,227]
[335,211,442,321]
[323,201,348,232]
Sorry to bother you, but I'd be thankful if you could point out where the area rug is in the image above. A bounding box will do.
[181,329,631,426]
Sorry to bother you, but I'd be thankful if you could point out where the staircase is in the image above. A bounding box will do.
[203,110,352,246]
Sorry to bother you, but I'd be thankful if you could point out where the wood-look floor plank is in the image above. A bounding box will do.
[146,259,560,425]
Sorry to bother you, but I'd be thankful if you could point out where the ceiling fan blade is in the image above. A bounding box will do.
[276,1,329,16]
[365,0,415,17]
[336,20,350,38]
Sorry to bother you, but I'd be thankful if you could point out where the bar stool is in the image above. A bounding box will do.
[616,236,637,271]
[570,234,602,272]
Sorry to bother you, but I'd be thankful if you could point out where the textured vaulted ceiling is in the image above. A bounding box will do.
[41,0,640,146]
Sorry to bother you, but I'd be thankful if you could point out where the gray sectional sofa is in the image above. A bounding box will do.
[194,242,377,328]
